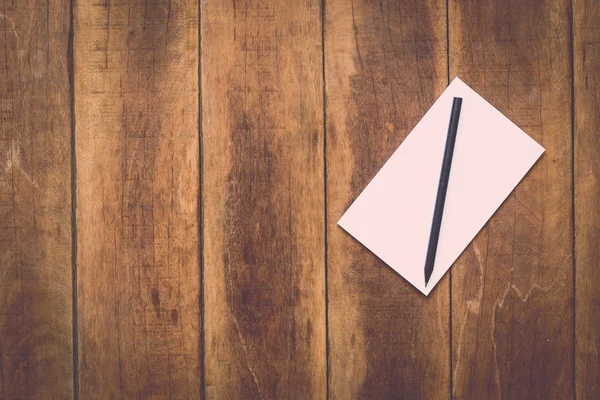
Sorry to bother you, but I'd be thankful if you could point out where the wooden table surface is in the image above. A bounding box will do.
[0,0,598,398]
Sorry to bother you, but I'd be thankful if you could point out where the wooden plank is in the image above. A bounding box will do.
[325,0,449,397]
[0,0,73,398]
[574,0,600,397]
[201,0,326,397]
[74,1,200,398]
[449,0,573,398]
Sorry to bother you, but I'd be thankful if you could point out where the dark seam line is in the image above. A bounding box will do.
[198,0,205,398]
[569,0,576,398]
[446,0,451,85]
[322,0,330,398]
[69,0,79,398]
[446,0,452,399]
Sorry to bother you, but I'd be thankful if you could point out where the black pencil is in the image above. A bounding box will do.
[424,96,463,287]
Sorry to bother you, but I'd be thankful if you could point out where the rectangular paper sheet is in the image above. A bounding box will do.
[338,78,545,295]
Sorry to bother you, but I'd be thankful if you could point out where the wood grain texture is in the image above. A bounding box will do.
[449,0,573,398]
[0,1,73,398]
[574,0,600,397]
[202,0,326,398]
[325,0,449,398]
[74,1,200,398]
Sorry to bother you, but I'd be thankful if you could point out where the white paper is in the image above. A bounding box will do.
[338,77,544,295]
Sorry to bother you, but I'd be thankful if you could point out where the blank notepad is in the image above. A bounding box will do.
[338,77,545,295]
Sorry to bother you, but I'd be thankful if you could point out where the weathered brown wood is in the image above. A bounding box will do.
[0,0,73,398]
[74,1,200,398]
[449,0,573,398]
[202,0,326,397]
[574,0,600,397]
[325,0,449,397]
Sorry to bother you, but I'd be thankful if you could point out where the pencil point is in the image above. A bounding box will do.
[424,268,433,287]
